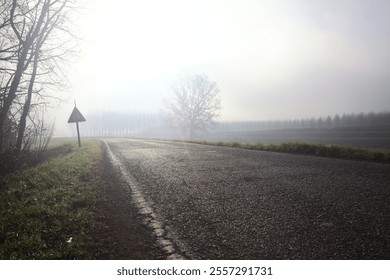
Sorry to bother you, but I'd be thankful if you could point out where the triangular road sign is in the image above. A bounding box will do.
[68,106,86,123]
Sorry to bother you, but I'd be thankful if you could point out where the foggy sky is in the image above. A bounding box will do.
[52,0,390,136]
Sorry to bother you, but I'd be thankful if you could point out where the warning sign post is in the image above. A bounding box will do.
[68,102,86,147]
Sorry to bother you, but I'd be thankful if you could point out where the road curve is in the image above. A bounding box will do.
[105,138,390,259]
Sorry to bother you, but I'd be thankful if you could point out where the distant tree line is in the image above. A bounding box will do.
[79,112,176,138]
[215,111,390,132]
[79,111,390,138]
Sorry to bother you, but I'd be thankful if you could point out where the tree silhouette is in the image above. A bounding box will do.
[0,0,75,153]
[166,74,221,138]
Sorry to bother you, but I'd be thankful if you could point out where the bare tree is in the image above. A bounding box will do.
[166,74,221,138]
[0,0,76,153]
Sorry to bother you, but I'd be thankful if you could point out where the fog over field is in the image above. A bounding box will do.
[51,0,390,136]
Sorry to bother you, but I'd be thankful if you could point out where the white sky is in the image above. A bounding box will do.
[52,0,390,136]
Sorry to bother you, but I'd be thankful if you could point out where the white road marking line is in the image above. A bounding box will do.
[103,139,188,260]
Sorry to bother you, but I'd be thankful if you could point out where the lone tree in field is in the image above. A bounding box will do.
[166,74,221,138]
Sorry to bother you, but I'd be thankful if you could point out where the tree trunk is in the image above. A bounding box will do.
[0,0,50,149]
[0,48,28,141]
[15,50,39,153]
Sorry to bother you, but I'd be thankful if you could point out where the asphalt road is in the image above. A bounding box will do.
[105,138,390,259]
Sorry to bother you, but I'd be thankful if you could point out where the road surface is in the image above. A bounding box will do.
[104,138,390,259]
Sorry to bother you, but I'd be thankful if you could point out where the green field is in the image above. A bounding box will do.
[201,126,390,150]
[182,140,390,163]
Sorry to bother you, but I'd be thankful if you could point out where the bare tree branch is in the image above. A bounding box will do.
[1,0,76,154]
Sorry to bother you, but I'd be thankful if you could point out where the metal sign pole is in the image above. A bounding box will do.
[76,121,81,147]
[67,100,86,147]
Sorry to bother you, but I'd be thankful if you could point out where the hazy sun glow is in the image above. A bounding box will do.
[85,0,220,80]
[83,0,321,83]
[77,0,332,112]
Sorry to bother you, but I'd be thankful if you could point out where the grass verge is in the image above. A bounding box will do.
[0,141,103,259]
[182,140,390,163]
[0,140,162,259]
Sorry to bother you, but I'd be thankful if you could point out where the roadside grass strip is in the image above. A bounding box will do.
[0,141,106,259]
[182,140,390,163]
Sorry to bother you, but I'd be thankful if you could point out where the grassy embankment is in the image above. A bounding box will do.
[0,140,163,259]
[0,140,160,259]
[183,140,390,163]
[0,141,105,259]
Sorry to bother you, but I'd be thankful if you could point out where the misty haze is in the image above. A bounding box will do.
[1,0,390,262]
